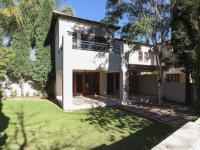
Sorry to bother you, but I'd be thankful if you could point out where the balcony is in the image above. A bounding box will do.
[72,39,121,54]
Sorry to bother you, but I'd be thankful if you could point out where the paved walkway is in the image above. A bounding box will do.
[152,118,200,150]
[120,103,199,128]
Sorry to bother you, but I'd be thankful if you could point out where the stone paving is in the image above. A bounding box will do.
[120,103,200,128]
[72,95,121,110]
[152,118,200,150]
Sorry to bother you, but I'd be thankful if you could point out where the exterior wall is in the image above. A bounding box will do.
[54,14,188,108]
[58,17,121,72]
[124,44,156,66]
[100,71,107,96]
[56,71,62,96]
[164,82,185,103]
[70,50,121,71]
[1,76,41,97]
[190,84,198,104]
[136,75,158,96]
[135,74,186,103]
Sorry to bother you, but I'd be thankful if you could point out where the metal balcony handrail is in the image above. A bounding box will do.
[72,39,121,54]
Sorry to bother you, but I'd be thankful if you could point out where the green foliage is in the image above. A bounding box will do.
[29,0,55,88]
[8,0,56,90]
[2,0,73,92]
[8,21,31,80]
[104,0,176,104]
[172,0,198,71]
[0,46,15,77]
[60,5,75,16]
[172,0,200,104]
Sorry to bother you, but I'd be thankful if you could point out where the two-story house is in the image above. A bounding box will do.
[47,11,185,110]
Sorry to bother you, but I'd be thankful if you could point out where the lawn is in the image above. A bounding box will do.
[0,100,174,150]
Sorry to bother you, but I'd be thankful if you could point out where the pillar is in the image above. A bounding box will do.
[62,32,73,110]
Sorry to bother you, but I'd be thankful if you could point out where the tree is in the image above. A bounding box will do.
[29,0,55,95]
[6,0,56,96]
[0,0,22,42]
[61,5,75,16]
[2,0,74,97]
[7,0,37,96]
[172,0,200,105]
[0,47,14,77]
[8,21,31,96]
[172,0,198,104]
[103,0,176,105]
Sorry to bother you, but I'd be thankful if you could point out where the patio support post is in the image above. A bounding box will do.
[62,32,73,110]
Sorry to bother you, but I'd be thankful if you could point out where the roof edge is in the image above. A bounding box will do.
[53,11,120,30]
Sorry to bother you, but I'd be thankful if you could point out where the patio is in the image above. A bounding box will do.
[72,95,121,110]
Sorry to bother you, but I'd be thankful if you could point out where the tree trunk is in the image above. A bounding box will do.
[19,78,24,97]
[155,46,164,105]
[42,88,47,99]
[157,70,164,105]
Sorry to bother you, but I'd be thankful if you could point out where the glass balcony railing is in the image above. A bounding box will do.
[72,39,121,54]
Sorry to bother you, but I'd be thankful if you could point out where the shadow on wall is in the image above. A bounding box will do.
[0,101,9,147]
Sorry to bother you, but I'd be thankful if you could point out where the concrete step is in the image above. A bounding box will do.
[152,122,200,150]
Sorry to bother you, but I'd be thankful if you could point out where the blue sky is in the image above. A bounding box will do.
[59,0,107,21]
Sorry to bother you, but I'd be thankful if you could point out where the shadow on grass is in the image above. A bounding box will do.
[2,104,79,150]
[0,101,10,147]
[85,106,151,132]
[85,106,174,150]
[93,123,173,150]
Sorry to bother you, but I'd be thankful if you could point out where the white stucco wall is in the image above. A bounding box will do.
[54,14,182,109]
[55,21,62,72]
[0,76,41,97]
[70,50,121,71]
[56,71,62,96]
[57,17,121,72]
[136,75,158,96]
[124,44,156,66]
[164,82,185,103]
[135,74,186,103]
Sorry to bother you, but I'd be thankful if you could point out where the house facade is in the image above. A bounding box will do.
[49,11,187,110]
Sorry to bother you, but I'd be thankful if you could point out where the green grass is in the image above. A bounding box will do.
[0,100,174,150]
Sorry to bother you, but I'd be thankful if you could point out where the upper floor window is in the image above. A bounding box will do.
[144,52,149,62]
[138,51,143,61]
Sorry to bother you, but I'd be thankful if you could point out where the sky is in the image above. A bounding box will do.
[59,0,107,22]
